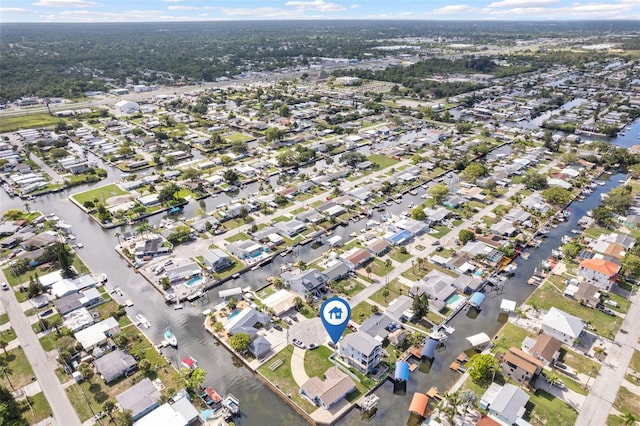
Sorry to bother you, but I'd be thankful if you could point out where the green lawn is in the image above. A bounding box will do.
[224,132,255,143]
[351,301,375,324]
[491,323,534,354]
[613,386,640,419]
[22,391,52,425]
[0,113,62,132]
[0,347,36,390]
[370,279,407,307]
[340,280,365,298]
[225,232,250,242]
[71,184,128,206]
[629,350,640,373]
[528,282,620,338]
[558,347,601,377]
[304,346,334,379]
[212,258,245,280]
[370,258,393,276]
[389,249,411,263]
[39,333,58,351]
[0,313,8,326]
[257,347,317,413]
[368,154,399,170]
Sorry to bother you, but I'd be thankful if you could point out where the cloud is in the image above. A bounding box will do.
[167,5,199,10]
[0,7,32,13]
[488,0,557,8]
[432,4,476,14]
[217,7,299,18]
[32,0,97,6]
[163,0,184,2]
[284,1,347,12]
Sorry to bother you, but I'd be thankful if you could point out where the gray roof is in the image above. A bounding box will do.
[385,295,413,321]
[93,350,137,383]
[54,293,83,315]
[341,331,380,356]
[249,335,272,358]
[116,378,160,420]
[323,261,351,282]
[359,314,394,341]
[490,383,529,424]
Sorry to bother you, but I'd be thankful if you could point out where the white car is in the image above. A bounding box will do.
[1,282,8,291]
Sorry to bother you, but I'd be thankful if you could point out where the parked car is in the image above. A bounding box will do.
[599,306,615,316]
[292,339,306,349]
[283,317,294,325]
[308,343,318,350]
[1,282,8,291]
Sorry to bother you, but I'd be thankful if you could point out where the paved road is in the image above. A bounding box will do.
[575,287,640,426]
[0,270,82,426]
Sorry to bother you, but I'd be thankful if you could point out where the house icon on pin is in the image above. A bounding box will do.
[328,306,343,320]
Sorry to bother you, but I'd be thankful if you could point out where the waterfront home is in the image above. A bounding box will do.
[573,281,602,308]
[261,289,297,316]
[74,317,120,350]
[366,238,391,257]
[133,236,172,259]
[395,218,429,236]
[339,331,383,374]
[479,383,529,425]
[249,335,272,358]
[342,248,373,270]
[226,240,265,261]
[274,219,307,237]
[134,392,199,426]
[116,378,161,421]
[385,295,414,322]
[577,258,620,291]
[281,268,328,300]
[203,248,232,272]
[323,259,351,282]
[300,367,356,410]
[225,307,271,337]
[541,307,585,345]
[523,334,563,367]
[499,347,543,388]
[166,261,201,284]
[54,288,102,315]
[409,270,457,312]
[93,350,138,383]
[359,313,395,342]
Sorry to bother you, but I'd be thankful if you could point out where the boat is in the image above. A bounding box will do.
[442,325,456,335]
[168,206,183,215]
[181,356,198,370]
[409,189,418,195]
[520,252,530,260]
[164,293,177,304]
[164,328,178,347]
[100,273,108,283]
[504,263,517,273]
[222,394,240,416]
[135,314,151,329]
[75,242,84,248]
[202,387,222,405]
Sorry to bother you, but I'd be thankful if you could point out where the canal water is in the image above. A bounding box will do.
[0,133,630,425]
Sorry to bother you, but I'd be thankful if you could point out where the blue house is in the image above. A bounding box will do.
[329,306,343,320]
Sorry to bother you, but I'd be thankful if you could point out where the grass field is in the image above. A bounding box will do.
[304,346,334,379]
[0,347,36,390]
[351,301,375,324]
[490,323,534,354]
[70,184,128,206]
[368,154,399,170]
[22,391,52,424]
[0,113,62,133]
[370,279,407,307]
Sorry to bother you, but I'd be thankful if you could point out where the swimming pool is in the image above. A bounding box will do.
[186,276,203,287]
[228,309,241,319]
[473,269,484,278]
[446,293,465,309]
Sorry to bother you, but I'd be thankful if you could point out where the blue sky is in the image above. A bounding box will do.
[1,0,638,22]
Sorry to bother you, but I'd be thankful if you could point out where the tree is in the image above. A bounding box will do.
[382,288,390,302]
[0,340,7,356]
[180,367,206,393]
[158,183,180,204]
[102,399,117,422]
[365,266,372,279]
[461,163,488,183]
[0,385,26,426]
[0,364,15,391]
[340,151,367,167]
[138,359,151,376]
[229,332,251,352]
[79,363,94,381]
[545,371,562,390]
[412,293,429,320]
[429,184,449,205]
[542,187,572,206]
[223,169,239,183]
[522,171,548,190]
[114,410,134,426]
[230,140,248,155]
[484,178,497,194]
[619,412,637,425]
[562,241,582,260]
[466,354,499,385]
[411,207,426,221]
[458,229,476,245]
[371,305,379,314]
[265,127,284,143]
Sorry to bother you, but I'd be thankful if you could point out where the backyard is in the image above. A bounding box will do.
[70,184,129,206]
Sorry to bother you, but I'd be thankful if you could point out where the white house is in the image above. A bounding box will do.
[114,100,140,115]
[541,307,584,345]
[577,258,620,291]
[339,331,382,374]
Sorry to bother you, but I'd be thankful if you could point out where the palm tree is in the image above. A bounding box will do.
[0,339,7,356]
[546,371,562,390]
[593,346,607,361]
[114,232,121,245]
[619,412,637,425]
[0,364,15,390]
[102,399,116,422]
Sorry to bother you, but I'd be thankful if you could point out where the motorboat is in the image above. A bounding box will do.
[164,328,178,348]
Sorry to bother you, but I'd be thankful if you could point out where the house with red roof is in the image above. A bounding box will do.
[577,258,620,291]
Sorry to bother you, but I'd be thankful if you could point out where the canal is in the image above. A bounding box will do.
[0,136,631,425]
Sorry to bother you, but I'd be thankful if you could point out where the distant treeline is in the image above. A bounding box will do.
[1,20,637,102]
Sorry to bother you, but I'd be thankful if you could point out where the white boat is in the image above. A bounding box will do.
[520,252,530,260]
[136,314,151,329]
[164,328,178,347]
[442,325,456,335]
[222,394,240,415]
[100,273,108,283]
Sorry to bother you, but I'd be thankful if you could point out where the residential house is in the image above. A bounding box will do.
[249,335,272,358]
[480,383,529,425]
[203,248,232,272]
[116,378,161,421]
[134,236,171,259]
[574,281,601,308]
[226,240,265,260]
[225,307,271,338]
[274,219,307,237]
[323,259,351,282]
[359,313,395,342]
[339,331,383,374]
[526,334,562,367]
[165,261,201,284]
[300,367,356,410]
[541,307,584,345]
[93,350,137,383]
[366,238,390,257]
[385,295,414,322]
[342,248,373,270]
[500,348,542,387]
[281,268,328,299]
[577,258,620,291]
[409,270,457,312]
[74,317,120,350]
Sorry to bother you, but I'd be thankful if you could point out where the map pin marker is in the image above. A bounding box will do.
[320,297,351,344]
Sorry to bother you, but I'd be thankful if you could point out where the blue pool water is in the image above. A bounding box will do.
[473,269,484,278]
[228,309,241,319]
[186,276,203,287]
[446,293,464,308]
[250,248,270,258]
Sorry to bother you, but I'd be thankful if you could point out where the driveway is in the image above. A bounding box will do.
[288,317,327,347]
